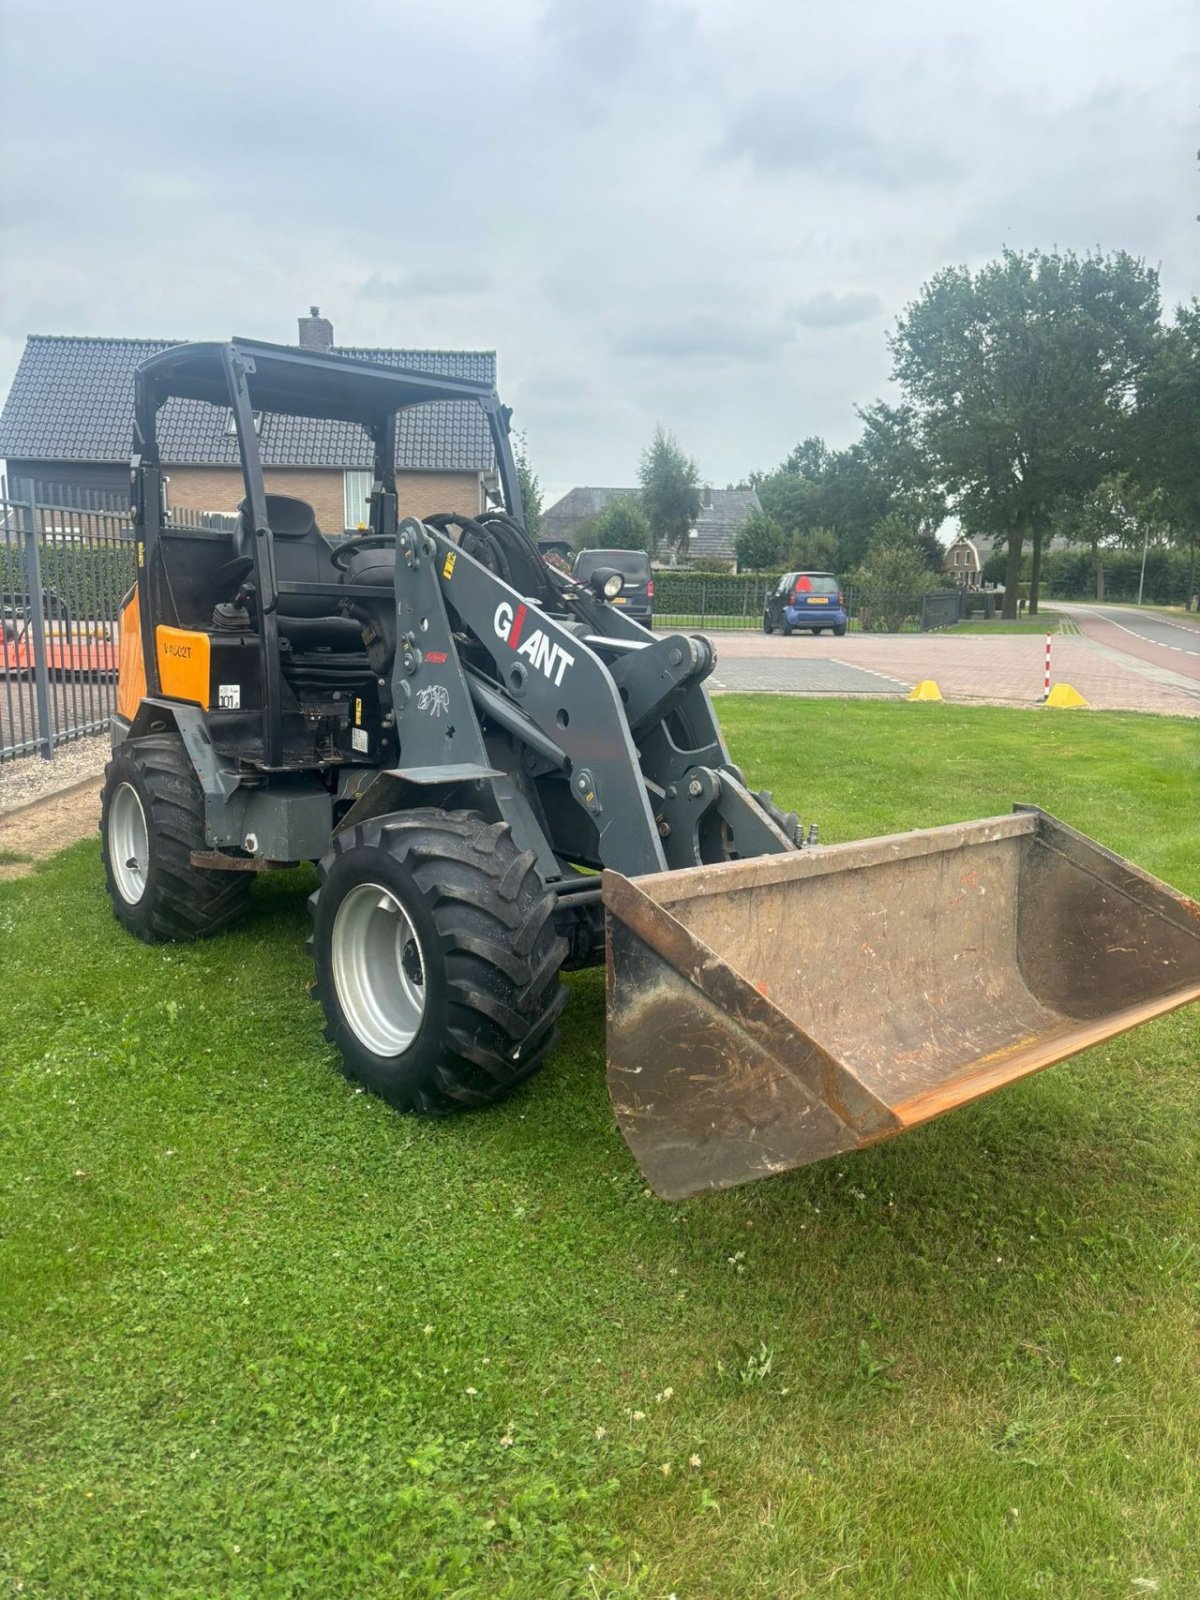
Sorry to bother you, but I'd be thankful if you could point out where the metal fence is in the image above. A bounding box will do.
[652,573,968,634]
[0,478,138,762]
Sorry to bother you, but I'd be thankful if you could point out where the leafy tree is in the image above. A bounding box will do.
[755,468,825,544]
[512,434,543,536]
[849,519,944,632]
[1055,474,1164,600]
[575,496,654,554]
[891,248,1161,616]
[1134,301,1200,607]
[639,425,700,557]
[734,509,784,571]
[754,409,944,573]
[783,436,831,479]
[855,401,947,542]
[784,524,840,572]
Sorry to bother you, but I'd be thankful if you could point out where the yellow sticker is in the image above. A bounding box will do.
[442,550,457,580]
[137,542,145,568]
[353,697,362,727]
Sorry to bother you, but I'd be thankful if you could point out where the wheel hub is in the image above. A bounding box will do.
[109,782,149,904]
[332,882,427,1057]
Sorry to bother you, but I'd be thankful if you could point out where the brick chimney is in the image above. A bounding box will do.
[298,306,333,352]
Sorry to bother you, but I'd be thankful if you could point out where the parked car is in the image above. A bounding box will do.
[763,571,847,636]
[573,548,654,626]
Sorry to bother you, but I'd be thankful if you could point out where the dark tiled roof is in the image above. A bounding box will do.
[540,484,761,561]
[539,486,639,540]
[0,336,495,473]
[690,489,761,560]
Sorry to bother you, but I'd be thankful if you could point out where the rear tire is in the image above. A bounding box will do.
[100,734,252,941]
[781,622,793,637]
[834,623,847,637]
[309,810,568,1112]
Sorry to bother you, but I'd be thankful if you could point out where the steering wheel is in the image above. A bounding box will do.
[332,534,396,571]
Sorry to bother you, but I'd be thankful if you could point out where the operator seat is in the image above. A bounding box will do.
[236,494,365,651]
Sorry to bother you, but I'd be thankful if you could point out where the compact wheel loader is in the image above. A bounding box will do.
[101,340,1200,1199]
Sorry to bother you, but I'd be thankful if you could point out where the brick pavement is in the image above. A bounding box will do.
[705,631,1200,716]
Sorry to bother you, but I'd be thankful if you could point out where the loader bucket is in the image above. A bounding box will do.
[603,808,1200,1200]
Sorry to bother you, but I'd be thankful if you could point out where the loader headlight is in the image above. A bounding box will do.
[589,567,625,601]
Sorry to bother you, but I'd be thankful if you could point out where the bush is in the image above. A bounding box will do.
[981,544,1192,604]
[734,509,784,572]
[574,498,654,555]
[0,540,135,622]
[653,571,781,619]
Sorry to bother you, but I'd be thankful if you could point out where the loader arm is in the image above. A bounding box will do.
[378,517,795,879]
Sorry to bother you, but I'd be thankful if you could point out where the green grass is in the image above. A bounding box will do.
[0,849,34,866]
[2,701,1198,1599]
[942,612,1064,635]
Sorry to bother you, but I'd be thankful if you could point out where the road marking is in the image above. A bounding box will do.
[1092,612,1200,657]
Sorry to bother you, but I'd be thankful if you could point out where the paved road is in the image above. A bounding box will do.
[710,629,1200,715]
[1057,604,1200,682]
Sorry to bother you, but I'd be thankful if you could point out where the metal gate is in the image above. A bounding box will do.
[0,478,136,762]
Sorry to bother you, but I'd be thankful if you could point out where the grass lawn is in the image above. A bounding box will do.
[942,612,1064,635]
[2,701,1197,1599]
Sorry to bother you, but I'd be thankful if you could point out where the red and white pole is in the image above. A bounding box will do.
[1042,633,1052,700]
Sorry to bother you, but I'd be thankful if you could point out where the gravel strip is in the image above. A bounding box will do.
[0,734,109,816]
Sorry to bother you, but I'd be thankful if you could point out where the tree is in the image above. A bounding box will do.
[734,509,784,571]
[1135,301,1200,607]
[513,434,543,537]
[784,524,840,571]
[639,425,700,557]
[1055,474,1158,600]
[850,519,944,632]
[891,249,1161,616]
[753,408,944,574]
[575,496,654,554]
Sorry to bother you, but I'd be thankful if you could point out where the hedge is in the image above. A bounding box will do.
[981,546,1196,605]
[1,541,136,622]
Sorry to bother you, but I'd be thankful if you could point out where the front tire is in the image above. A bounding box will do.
[100,734,252,941]
[309,810,568,1112]
[762,612,773,635]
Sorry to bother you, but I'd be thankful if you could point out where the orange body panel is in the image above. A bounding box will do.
[155,625,210,708]
[117,590,146,719]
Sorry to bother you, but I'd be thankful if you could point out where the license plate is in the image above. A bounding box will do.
[807,597,829,605]
[614,596,628,604]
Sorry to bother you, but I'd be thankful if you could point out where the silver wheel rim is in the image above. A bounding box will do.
[109,781,149,905]
[332,881,427,1057]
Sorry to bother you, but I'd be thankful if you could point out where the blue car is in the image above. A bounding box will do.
[763,571,848,636]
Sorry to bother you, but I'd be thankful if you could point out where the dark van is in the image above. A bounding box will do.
[573,548,654,627]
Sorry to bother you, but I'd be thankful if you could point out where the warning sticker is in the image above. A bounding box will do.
[442,550,457,580]
[218,683,241,709]
[351,726,369,753]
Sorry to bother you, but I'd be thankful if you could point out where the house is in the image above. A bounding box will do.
[0,309,498,531]
[944,529,1084,588]
[943,533,995,588]
[540,484,761,563]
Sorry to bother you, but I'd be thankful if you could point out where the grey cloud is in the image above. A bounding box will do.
[716,95,964,186]
[359,268,493,301]
[788,292,882,328]
[612,317,792,364]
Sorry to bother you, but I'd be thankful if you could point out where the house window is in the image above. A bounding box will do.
[343,470,374,531]
[223,408,263,436]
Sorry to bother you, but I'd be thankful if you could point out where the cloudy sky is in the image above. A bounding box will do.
[1,0,1196,500]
